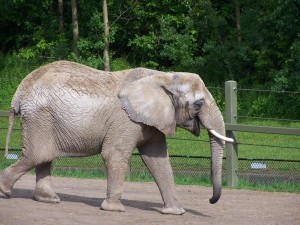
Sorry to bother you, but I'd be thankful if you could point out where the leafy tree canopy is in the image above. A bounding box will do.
[0,0,299,118]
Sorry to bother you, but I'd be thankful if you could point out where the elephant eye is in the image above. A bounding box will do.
[193,99,204,110]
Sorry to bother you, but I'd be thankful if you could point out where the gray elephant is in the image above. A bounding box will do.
[0,61,232,215]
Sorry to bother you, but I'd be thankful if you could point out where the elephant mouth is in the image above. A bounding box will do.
[192,116,200,137]
[178,117,200,137]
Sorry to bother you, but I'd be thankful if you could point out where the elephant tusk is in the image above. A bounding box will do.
[209,130,234,143]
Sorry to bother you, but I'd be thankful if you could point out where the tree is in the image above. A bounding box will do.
[102,0,110,71]
[71,0,79,56]
[58,0,64,31]
[235,0,241,44]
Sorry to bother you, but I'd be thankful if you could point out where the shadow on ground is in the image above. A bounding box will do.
[2,188,209,217]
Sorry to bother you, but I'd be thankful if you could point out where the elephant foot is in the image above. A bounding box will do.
[0,173,13,198]
[161,206,185,215]
[33,187,60,203]
[101,199,125,212]
[0,183,12,198]
[33,192,60,203]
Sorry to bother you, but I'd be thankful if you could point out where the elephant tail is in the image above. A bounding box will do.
[5,107,16,157]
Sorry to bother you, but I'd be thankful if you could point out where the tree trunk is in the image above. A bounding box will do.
[58,0,64,31]
[71,0,79,56]
[102,0,110,71]
[235,0,241,44]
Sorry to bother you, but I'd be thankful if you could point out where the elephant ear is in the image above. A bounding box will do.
[119,72,177,136]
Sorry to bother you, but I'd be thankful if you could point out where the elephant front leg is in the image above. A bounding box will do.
[138,134,185,215]
[101,148,132,212]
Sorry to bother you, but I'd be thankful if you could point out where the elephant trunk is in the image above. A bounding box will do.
[208,132,224,204]
[199,100,225,204]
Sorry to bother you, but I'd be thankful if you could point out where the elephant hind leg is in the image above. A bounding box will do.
[33,161,60,203]
[0,154,35,197]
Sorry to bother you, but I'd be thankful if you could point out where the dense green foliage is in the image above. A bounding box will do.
[0,0,299,119]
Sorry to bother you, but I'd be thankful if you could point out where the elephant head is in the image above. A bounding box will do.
[119,68,233,204]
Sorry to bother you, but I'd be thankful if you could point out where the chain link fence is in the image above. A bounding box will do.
[1,149,299,185]
[128,154,300,184]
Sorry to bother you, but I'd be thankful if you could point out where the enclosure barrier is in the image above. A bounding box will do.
[224,81,300,187]
[1,81,300,187]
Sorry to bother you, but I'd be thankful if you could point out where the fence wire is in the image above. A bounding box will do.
[1,150,299,185]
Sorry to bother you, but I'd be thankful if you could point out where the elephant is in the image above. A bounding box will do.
[0,60,233,215]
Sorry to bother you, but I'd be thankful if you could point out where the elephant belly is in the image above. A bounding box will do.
[51,110,109,157]
[53,124,103,157]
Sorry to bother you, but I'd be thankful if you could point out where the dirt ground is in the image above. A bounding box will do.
[0,174,299,225]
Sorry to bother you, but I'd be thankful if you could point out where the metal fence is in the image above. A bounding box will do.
[223,81,300,187]
[2,149,300,185]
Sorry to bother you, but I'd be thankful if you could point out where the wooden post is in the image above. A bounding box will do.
[225,81,238,187]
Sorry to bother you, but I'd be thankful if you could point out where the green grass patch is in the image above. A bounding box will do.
[0,117,22,151]
[236,179,300,193]
[52,168,107,179]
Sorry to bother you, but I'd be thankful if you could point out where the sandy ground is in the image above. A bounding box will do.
[0,174,299,225]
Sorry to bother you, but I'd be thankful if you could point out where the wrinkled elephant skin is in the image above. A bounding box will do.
[0,61,228,215]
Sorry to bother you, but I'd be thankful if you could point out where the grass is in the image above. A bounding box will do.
[236,179,300,193]
[0,116,299,193]
[0,117,22,151]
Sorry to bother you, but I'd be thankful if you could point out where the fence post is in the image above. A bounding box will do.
[225,81,238,187]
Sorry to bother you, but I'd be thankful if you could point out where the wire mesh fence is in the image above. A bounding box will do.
[238,158,300,184]
[1,149,299,186]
